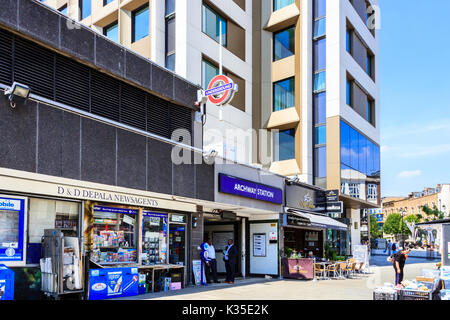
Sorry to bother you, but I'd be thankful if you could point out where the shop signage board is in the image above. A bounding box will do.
[93,206,138,215]
[0,196,26,265]
[170,214,186,223]
[282,258,314,280]
[89,267,139,300]
[352,245,369,267]
[285,214,311,227]
[285,184,325,212]
[325,201,343,214]
[325,190,339,202]
[253,234,266,257]
[218,173,283,204]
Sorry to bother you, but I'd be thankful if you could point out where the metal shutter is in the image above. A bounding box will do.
[169,103,192,142]
[55,55,90,112]
[91,70,120,122]
[14,37,54,100]
[0,29,12,85]
[121,83,147,131]
[147,95,170,139]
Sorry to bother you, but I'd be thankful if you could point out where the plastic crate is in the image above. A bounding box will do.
[373,290,397,300]
[398,289,432,300]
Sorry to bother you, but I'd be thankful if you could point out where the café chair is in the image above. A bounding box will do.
[354,262,364,276]
[314,263,327,280]
[337,262,348,279]
[347,262,357,278]
[326,262,339,279]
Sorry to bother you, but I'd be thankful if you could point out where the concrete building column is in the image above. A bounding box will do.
[349,208,361,254]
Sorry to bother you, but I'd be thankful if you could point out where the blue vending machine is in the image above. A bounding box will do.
[89,267,139,300]
[0,264,14,300]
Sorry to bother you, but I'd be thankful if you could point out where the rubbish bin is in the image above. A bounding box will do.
[0,264,15,300]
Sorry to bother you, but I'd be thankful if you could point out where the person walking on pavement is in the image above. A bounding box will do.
[223,239,238,284]
[392,247,410,287]
[204,238,220,284]
[385,239,392,256]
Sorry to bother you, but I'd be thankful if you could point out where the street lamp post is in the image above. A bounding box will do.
[400,208,405,247]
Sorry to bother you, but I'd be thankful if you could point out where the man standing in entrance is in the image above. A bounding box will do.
[223,239,238,284]
[205,238,220,284]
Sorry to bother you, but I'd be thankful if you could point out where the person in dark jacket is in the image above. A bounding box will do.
[223,239,238,284]
[392,247,410,286]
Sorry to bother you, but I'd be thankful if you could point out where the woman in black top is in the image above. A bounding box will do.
[392,248,410,285]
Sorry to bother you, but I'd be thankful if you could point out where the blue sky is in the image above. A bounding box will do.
[379,0,450,197]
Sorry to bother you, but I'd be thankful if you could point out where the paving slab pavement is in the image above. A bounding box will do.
[116,257,441,300]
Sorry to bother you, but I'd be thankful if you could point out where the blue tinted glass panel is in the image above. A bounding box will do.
[315,126,326,145]
[274,26,295,61]
[166,0,175,16]
[273,78,295,111]
[358,133,367,174]
[202,5,227,46]
[81,0,91,19]
[313,38,326,71]
[374,143,380,176]
[166,54,175,71]
[313,18,326,38]
[313,71,326,92]
[274,0,295,11]
[366,140,375,176]
[275,129,296,161]
[314,92,326,125]
[133,5,149,42]
[105,22,119,43]
[202,60,219,89]
[340,121,350,166]
[314,146,327,178]
[313,0,326,18]
[350,127,358,170]
[104,0,113,5]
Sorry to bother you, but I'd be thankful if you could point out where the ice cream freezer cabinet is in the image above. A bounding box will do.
[88,267,139,300]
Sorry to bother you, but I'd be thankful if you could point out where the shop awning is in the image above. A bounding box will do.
[286,209,348,231]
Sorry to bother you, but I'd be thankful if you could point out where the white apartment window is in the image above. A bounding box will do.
[411,207,414,214]
[367,184,377,200]
[349,183,360,198]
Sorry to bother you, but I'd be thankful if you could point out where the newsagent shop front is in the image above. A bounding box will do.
[0,171,198,300]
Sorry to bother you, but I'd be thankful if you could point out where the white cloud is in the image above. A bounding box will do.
[397,170,421,178]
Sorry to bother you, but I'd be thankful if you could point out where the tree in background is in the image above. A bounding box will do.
[383,213,410,241]
[421,205,445,222]
[405,214,421,225]
[369,214,382,238]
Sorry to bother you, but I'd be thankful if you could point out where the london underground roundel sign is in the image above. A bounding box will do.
[205,75,238,106]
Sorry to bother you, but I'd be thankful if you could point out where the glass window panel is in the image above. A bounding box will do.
[104,0,114,5]
[313,71,326,92]
[359,133,367,175]
[313,17,326,39]
[273,77,295,111]
[366,140,375,176]
[59,5,68,15]
[142,213,168,265]
[314,125,326,145]
[104,22,119,43]
[274,128,296,161]
[374,144,380,177]
[165,17,175,53]
[274,26,295,61]
[202,59,219,90]
[340,121,350,166]
[166,54,175,71]
[313,0,326,18]
[350,127,358,170]
[133,5,149,42]
[346,80,352,106]
[314,146,327,178]
[313,38,326,71]
[81,0,91,19]
[346,29,352,53]
[314,92,326,125]
[274,0,295,11]
[165,0,175,16]
[202,5,227,46]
